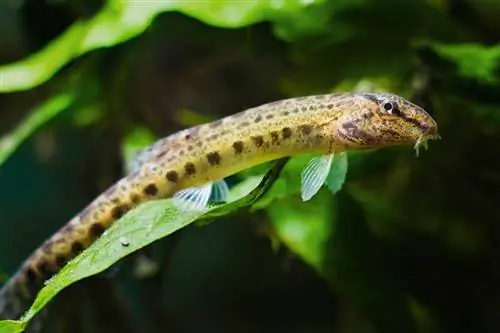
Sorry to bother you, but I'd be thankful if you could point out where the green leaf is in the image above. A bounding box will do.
[0,0,333,93]
[0,158,289,332]
[0,92,76,167]
[326,152,349,193]
[265,152,347,268]
[0,321,23,333]
[267,155,416,332]
[268,189,335,269]
[430,43,500,83]
[121,126,158,174]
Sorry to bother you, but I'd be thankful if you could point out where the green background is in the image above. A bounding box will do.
[1,0,499,332]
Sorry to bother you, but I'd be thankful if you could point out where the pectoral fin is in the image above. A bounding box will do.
[300,154,334,201]
[172,179,230,210]
[173,182,212,211]
[210,179,230,203]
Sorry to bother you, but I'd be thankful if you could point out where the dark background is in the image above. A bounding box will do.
[0,0,499,332]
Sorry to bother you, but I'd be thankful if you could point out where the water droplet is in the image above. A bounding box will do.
[119,236,130,247]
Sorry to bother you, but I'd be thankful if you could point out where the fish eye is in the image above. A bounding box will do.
[380,101,400,115]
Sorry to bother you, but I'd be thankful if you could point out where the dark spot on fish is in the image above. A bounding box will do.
[206,152,222,165]
[112,204,130,220]
[352,129,376,145]
[89,223,105,238]
[130,193,141,204]
[282,127,292,139]
[282,111,290,116]
[26,267,37,282]
[36,259,48,276]
[238,121,250,128]
[400,114,422,128]
[251,136,264,147]
[143,183,158,196]
[55,255,67,267]
[301,107,307,112]
[184,162,196,175]
[254,115,263,123]
[187,145,194,151]
[309,105,317,111]
[71,241,84,254]
[179,150,185,157]
[166,171,179,183]
[299,125,313,135]
[209,134,218,141]
[233,141,244,154]
[265,114,274,120]
[156,150,167,159]
[342,121,357,131]
[361,93,380,104]
[327,104,334,109]
[196,141,203,147]
[270,131,279,143]
[382,129,400,137]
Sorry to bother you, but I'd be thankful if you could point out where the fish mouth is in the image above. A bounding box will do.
[414,132,441,157]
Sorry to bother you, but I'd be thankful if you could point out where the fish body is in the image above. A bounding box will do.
[0,92,439,324]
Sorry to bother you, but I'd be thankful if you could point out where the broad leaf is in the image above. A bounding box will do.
[0,158,289,333]
[0,0,332,93]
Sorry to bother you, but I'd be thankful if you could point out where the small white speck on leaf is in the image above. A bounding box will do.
[119,236,130,247]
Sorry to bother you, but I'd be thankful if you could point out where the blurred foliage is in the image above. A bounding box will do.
[0,0,500,333]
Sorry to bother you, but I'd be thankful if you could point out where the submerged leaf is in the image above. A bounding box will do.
[0,320,23,333]
[0,158,290,331]
[430,43,500,83]
[0,93,76,168]
[325,152,349,193]
[0,0,331,93]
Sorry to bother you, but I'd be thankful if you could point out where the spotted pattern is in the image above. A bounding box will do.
[166,171,179,183]
[251,136,264,147]
[233,141,244,154]
[206,152,222,165]
[282,127,292,139]
[0,92,438,323]
[143,183,159,196]
[184,162,196,175]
